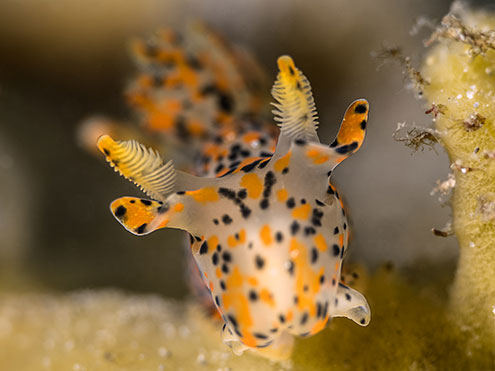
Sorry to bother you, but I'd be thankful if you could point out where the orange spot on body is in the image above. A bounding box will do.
[259,289,275,307]
[208,235,219,252]
[242,131,261,144]
[274,151,291,172]
[240,173,263,199]
[277,188,288,202]
[314,234,327,252]
[228,235,238,248]
[186,187,219,203]
[311,317,329,335]
[286,310,294,322]
[221,267,256,347]
[238,229,246,243]
[305,147,329,165]
[260,225,273,246]
[247,276,259,286]
[292,204,311,220]
[290,238,317,316]
[174,203,184,212]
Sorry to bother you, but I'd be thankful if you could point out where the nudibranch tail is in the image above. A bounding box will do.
[97,135,176,202]
[271,55,319,143]
[332,282,371,326]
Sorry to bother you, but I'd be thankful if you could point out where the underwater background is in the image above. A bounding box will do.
[1,0,495,369]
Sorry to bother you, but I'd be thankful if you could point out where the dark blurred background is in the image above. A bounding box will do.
[1,0,489,297]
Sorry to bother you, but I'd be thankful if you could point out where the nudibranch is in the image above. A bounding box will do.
[98,55,370,359]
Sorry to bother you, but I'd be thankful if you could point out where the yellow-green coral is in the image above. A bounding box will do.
[422,9,495,350]
[1,265,493,370]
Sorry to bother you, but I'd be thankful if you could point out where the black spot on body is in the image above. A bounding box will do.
[300,312,308,325]
[130,200,135,204]
[241,159,262,172]
[249,291,258,301]
[317,302,322,318]
[219,187,236,200]
[258,159,270,169]
[227,314,239,329]
[294,139,306,146]
[332,244,340,257]
[212,253,219,265]
[222,214,233,224]
[335,141,359,154]
[215,163,225,173]
[255,255,265,269]
[215,296,220,306]
[360,120,367,130]
[354,103,367,114]
[290,221,300,235]
[345,293,352,301]
[304,226,316,236]
[260,198,269,209]
[220,280,226,290]
[221,264,229,274]
[279,314,286,323]
[219,92,234,113]
[222,251,232,262]
[115,206,127,219]
[286,198,295,209]
[286,260,294,275]
[360,318,366,325]
[240,204,252,218]
[311,248,318,264]
[275,232,283,242]
[199,241,208,255]
[136,223,147,234]
[282,167,289,175]
[334,226,339,235]
[254,333,268,339]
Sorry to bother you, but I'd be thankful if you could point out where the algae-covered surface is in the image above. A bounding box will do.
[421,8,495,351]
[1,264,492,370]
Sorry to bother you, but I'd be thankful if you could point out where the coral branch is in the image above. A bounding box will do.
[422,8,495,349]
